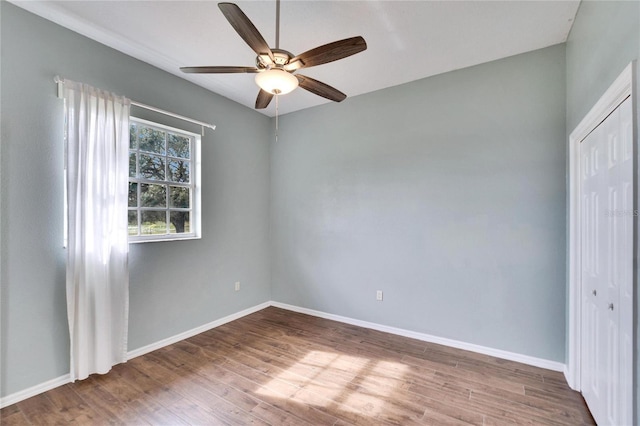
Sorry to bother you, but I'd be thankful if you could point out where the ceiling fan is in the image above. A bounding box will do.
[180,1,367,110]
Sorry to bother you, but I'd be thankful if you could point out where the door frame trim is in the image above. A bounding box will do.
[567,61,635,392]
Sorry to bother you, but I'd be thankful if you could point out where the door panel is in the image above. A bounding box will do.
[581,122,605,421]
[617,97,633,426]
[580,97,632,426]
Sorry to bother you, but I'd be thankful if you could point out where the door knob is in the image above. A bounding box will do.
[592,289,597,296]
[608,303,614,311]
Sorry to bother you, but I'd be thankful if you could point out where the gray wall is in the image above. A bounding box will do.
[0,2,272,398]
[565,0,640,421]
[271,45,567,362]
[566,0,640,131]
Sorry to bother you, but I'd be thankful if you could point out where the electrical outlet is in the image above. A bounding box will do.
[376,290,383,301]
[235,281,240,291]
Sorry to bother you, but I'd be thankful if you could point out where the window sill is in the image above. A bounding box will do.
[129,234,201,244]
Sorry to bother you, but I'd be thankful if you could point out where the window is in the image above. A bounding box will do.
[128,118,201,242]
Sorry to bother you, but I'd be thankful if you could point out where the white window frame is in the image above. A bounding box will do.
[128,117,202,243]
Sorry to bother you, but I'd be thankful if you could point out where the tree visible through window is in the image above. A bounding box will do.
[128,118,200,241]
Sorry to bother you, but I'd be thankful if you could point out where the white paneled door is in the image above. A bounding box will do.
[580,96,633,426]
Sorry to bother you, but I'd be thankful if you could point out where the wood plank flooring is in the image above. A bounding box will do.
[1,307,594,425]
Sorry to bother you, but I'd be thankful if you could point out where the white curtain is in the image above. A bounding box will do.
[63,80,131,381]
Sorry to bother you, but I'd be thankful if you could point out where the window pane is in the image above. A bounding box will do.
[128,182,138,207]
[139,154,165,180]
[169,186,189,208]
[128,119,199,242]
[139,127,166,154]
[168,159,190,183]
[170,211,190,234]
[129,123,137,149]
[168,133,190,158]
[129,153,136,177]
[128,211,138,236]
[140,183,166,207]
[141,211,167,235]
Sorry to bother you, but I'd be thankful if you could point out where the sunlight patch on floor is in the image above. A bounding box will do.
[256,350,408,416]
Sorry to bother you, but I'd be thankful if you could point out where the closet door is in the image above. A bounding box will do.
[611,97,632,426]
[580,117,606,422]
[580,96,633,426]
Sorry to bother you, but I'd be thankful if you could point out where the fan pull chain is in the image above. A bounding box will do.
[275,95,279,143]
[275,0,280,49]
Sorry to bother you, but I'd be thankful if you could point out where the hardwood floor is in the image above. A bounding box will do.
[1,307,594,425]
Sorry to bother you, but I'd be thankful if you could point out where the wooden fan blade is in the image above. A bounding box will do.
[255,89,274,109]
[218,3,274,61]
[296,75,347,102]
[180,66,259,74]
[289,36,367,69]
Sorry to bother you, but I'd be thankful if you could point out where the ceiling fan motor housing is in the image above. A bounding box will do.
[256,49,295,70]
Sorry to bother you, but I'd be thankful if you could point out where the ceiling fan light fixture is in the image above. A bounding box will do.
[255,68,298,95]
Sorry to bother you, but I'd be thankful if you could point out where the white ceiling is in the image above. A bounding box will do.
[11,0,580,117]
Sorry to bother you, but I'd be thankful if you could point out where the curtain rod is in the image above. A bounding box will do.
[54,76,216,132]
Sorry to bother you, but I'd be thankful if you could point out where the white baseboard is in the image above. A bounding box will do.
[126,301,271,360]
[270,301,566,372]
[1,299,566,409]
[0,374,71,409]
[0,301,271,409]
